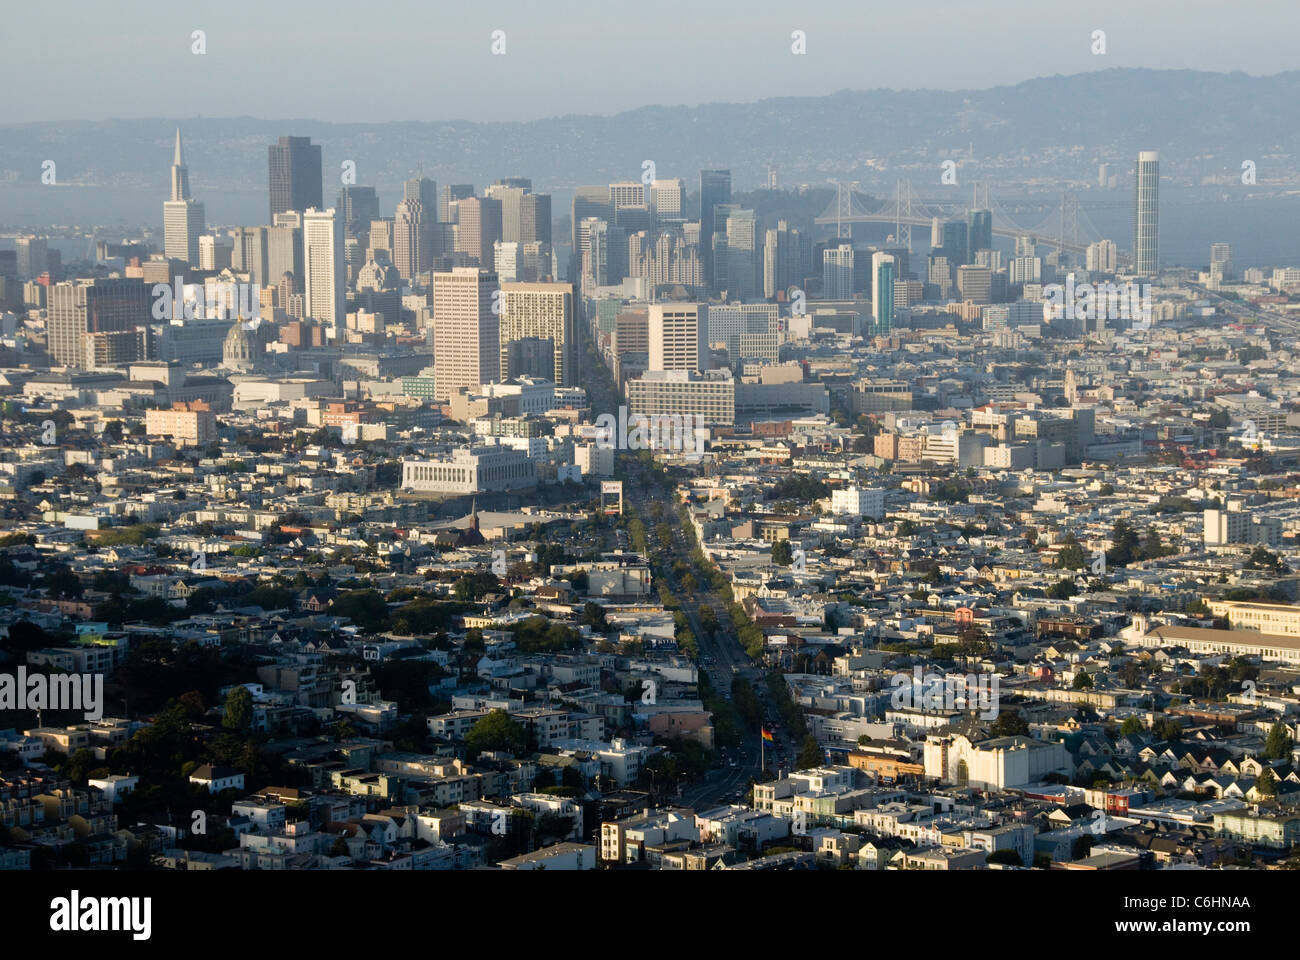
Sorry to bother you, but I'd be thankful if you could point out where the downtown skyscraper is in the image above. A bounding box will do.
[394,178,438,280]
[338,186,380,234]
[454,196,503,268]
[163,129,205,267]
[497,281,576,385]
[872,251,896,335]
[231,226,268,286]
[722,207,759,300]
[432,268,500,402]
[648,302,707,374]
[49,278,150,368]
[700,170,731,292]
[15,235,48,281]
[823,244,855,300]
[487,179,551,246]
[439,183,475,223]
[763,221,800,299]
[268,136,323,219]
[1134,150,1160,277]
[968,209,993,258]
[302,208,344,331]
[571,186,612,281]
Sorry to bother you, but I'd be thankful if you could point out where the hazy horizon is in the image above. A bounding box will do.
[0,65,1292,130]
[2,0,1297,125]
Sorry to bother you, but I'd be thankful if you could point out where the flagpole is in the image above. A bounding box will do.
[761,727,765,774]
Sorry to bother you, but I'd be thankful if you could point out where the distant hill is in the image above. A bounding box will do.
[1,68,1296,199]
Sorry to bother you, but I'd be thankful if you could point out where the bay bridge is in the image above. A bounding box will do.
[813,179,1121,257]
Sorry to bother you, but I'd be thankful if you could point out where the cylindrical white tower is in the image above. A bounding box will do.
[1134,151,1160,277]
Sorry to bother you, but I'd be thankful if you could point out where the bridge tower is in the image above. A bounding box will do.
[834,180,858,240]
[894,179,913,253]
[1058,191,1079,263]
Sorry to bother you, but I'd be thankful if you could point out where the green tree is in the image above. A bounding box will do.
[536,812,574,842]
[1265,720,1294,761]
[986,848,1025,866]
[958,626,991,655]
[1118,661,1145,687]
[45,566,84,599]
[1154,717,1183,742]
[463,709,528,760]
[1047,578,1077,600]
[1107,519,1140,567]
[222,686,253,731]
[580,602,608,630]
[1120,716,1144,736]
[330,589,391,632]
[453,571,500,602]
[1227,657,1259,684]
[1140,528,1168,561]
[5,619,48,653]
[1256,767,1278,798]
[797,735,823,769]
[1072,671,1093,690]
[771,540,793,566]
[65,747,97,783]
[1245,546,1286,574]
[1055,537,1088,571]
[990,711,1029,738]
[463,630,486,655]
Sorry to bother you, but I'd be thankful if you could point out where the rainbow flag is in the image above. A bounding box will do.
[761,727,775,743]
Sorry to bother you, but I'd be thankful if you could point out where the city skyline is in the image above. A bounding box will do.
[3,0,1298,927]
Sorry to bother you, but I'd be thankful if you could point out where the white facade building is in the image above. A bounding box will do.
[302,207,345,330]
[648,303,706,373]
[401,444,535,494]
[830,485,884,519]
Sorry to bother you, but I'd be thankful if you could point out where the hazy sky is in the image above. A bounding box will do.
[2,0,1295,124]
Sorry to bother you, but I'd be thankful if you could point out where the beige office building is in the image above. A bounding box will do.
[454,196,502,267]
[650,179,685,222]
[145,402,217,445]
[302,208,344,330]
[48,278,150,368]
[393,198,433,280]
[432,268,500,403]
[497,281,575,386]
[615,307,649,357]
[627,369,735,426]
[648,302,706,373]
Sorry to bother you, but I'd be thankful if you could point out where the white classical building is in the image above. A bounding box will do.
[401,445,536,494]
[475,377,556,415]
